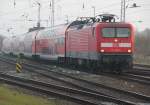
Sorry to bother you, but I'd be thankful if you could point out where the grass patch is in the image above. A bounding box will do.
[0,84,55,105]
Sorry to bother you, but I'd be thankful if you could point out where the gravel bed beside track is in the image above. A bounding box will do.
[48,66,150,97]
[76,73,150,96]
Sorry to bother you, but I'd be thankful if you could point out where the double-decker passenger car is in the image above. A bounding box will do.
[2,14,135,73]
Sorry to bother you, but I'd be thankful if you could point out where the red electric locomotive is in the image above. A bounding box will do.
[2,14,135,73]
[65,14,134,72]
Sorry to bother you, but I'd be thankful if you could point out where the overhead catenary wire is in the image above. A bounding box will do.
[0,0,117,17]
[0,0,149,32]
[0,0,149,17]
[0,0,148,19]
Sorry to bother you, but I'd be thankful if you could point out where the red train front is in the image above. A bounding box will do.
[98,22,134,72]
[65,14,135,73]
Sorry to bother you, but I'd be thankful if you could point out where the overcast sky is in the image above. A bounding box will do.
[0,0,149,36]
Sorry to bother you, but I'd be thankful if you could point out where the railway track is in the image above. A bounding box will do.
[132,63,150,76]
[100,72,150,86]
[122,73,150,85]
[0,55,150,104]
[0,72,107,105]
[0,71,137,105]
[134,63,150,68]
[117,63,150,85]
[99,63,150,86]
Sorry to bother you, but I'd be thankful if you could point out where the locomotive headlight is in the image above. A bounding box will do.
[128,49,131,53]
[114,39,118,42]
[101,49,104,52]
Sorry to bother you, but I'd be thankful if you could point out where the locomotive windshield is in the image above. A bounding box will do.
[102,28,130,38]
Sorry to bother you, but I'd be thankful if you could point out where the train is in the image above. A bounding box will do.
[2,14,135,73]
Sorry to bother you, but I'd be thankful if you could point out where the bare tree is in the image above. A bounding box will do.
[135,28,150,56]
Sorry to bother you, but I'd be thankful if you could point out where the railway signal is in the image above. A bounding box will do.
[16,63,22,73]
[16,55,22,73]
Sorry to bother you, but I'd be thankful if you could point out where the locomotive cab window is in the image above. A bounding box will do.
[117,28,130,37]
[102,28,130,38]
[102,28,115,37]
